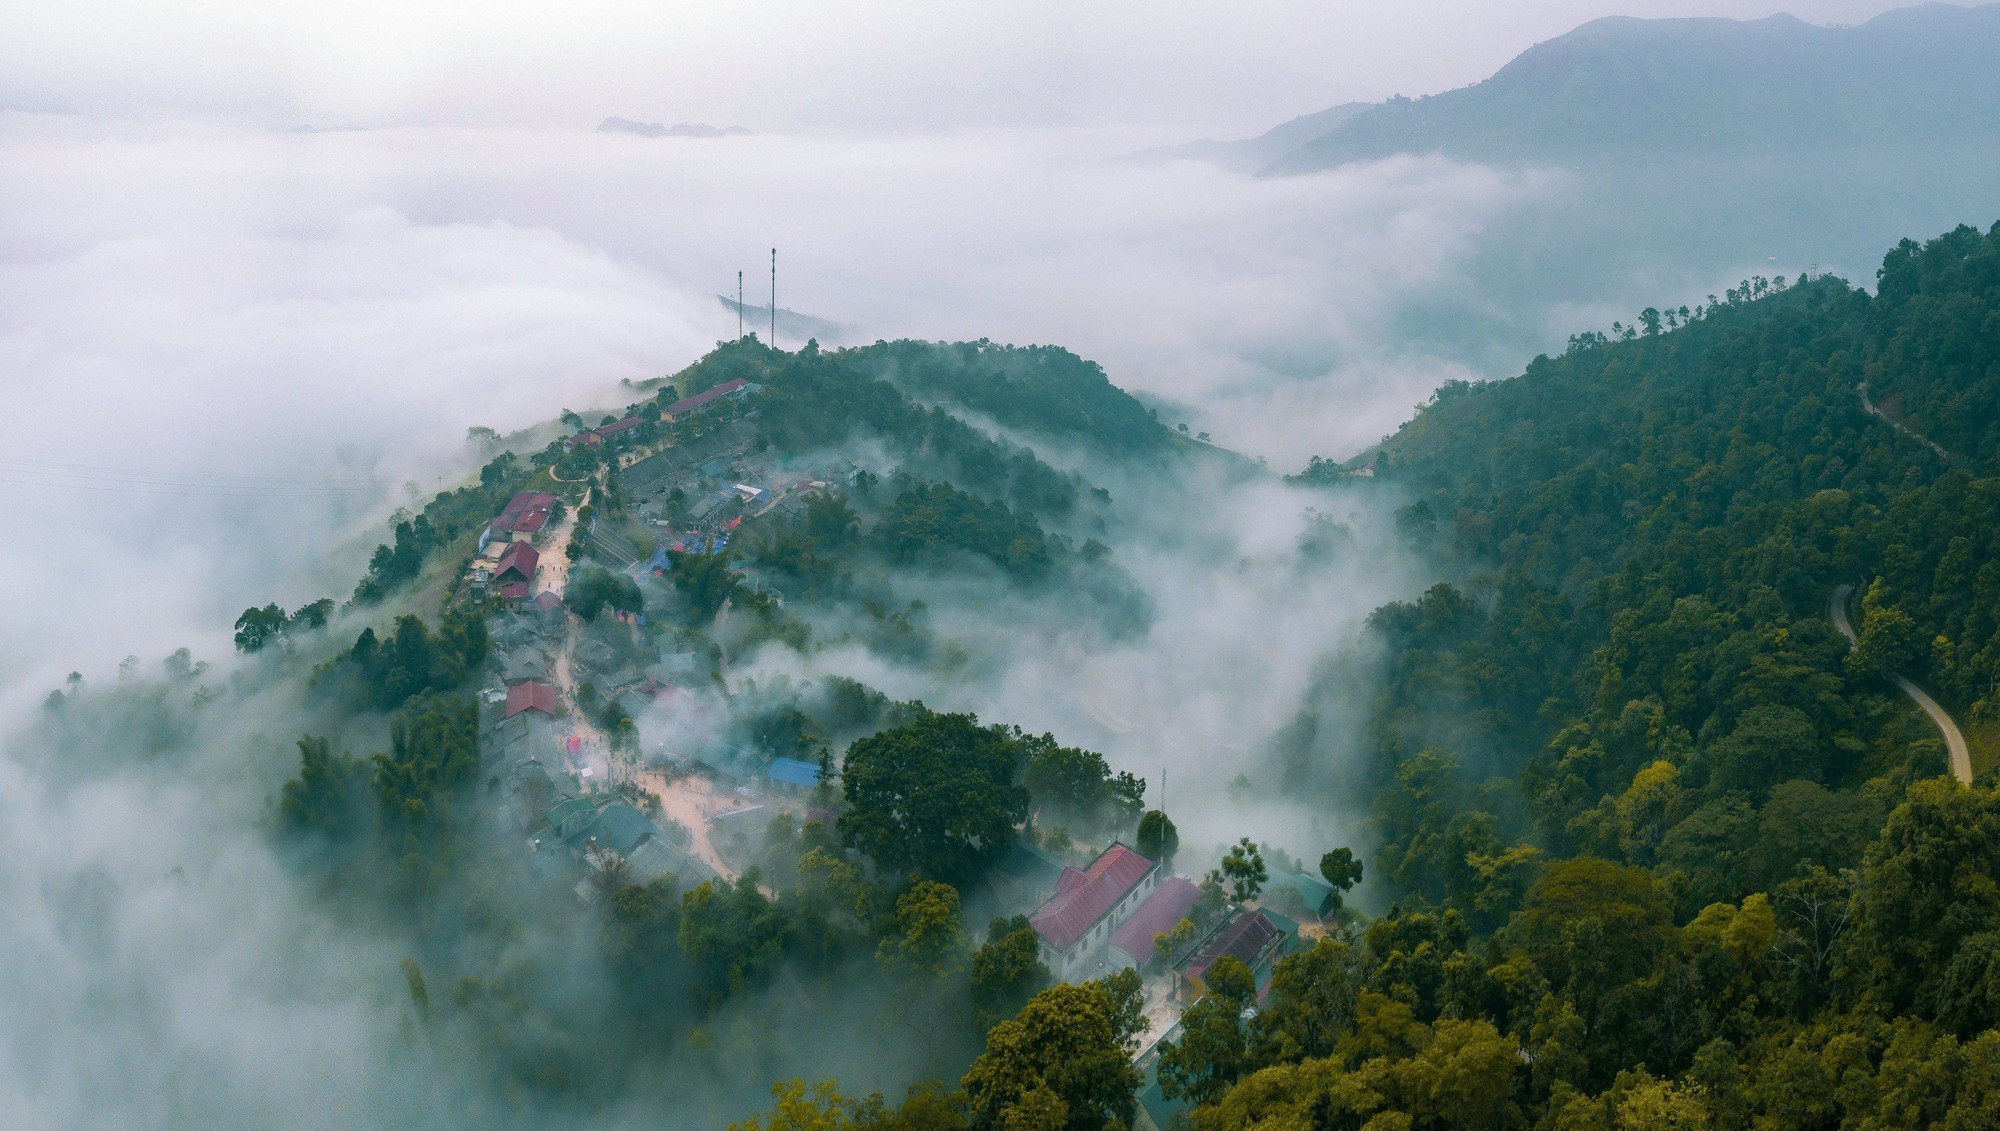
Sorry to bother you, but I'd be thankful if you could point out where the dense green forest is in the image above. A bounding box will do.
[1184,222,2000,1128]
[845,340,1174,459]
[39,221,2000,1129]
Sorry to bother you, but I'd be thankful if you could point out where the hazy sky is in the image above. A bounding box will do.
[0,1,1957,692]
[2,1,1918,132]
[0,7,1987,1123]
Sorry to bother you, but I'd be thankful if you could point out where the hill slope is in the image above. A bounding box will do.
[1212,222,2000,1128]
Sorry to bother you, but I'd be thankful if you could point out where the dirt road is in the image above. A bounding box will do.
[1831,583,1972,784]
[632,768,737,881]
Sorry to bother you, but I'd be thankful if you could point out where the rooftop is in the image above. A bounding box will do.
[495,541,540,579]
[765,756,822,787]
[573,802,658,857]
[501,491,557,517]
[595,416,645,437]
[1030,843,1157,953]
[505,680,560,718]
[664,377,751,417]
[1110,876,1203,962]
[1180,908,1283,983]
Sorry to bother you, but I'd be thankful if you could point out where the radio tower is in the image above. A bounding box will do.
[770,248,777,349]
[736,271,743,339]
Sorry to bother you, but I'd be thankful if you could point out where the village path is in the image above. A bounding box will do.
[537,486,613,783]
[537,485,589,598]
[633,768,738,882]
[1859,382,1956,464]
[1831,583,1972,784]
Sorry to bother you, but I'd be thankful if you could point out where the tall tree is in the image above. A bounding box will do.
[839,708,1028,885]
[960,981,1142,1131]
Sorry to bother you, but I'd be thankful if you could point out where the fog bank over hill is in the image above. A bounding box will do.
[0,113,1566,694]
[1153,3,2000,368]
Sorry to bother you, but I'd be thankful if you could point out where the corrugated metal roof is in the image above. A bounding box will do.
[664,378,750,417]
[505,680,559,718]
[1110,876,1203,963]
[1180,909,1282,983]
[500,491,556,517]
[495,541,539,581]
[1030,843,1156,953]
[765,757,822,787]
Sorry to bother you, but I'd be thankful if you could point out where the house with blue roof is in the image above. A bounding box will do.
[765,756,823,794]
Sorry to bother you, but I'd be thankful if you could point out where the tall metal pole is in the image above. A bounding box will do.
[737,271,743,339]
[770,248,777,349]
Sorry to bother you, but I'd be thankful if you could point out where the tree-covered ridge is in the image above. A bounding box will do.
[1197,224,2000,1128]
[1867,224,2000,472]
[753,342,1098,522]
[840,339,1174,458]
[1362,223,2000,743]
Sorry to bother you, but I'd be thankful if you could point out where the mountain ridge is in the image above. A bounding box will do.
[1232,2,2000,175]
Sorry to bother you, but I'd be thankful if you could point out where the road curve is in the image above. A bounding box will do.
[1831,583,1973,784]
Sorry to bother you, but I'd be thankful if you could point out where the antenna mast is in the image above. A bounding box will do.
[770,248,777,349]
[737,271,743,339]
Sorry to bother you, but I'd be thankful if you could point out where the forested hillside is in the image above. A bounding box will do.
[1193,222,2000,1127]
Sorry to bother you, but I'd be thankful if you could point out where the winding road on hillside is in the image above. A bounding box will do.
[1831,583,1972,784]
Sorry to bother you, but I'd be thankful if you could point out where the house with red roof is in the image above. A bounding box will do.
[483,492,558,549]
[500,490,557,518]
[493,541,539,584]
[594,416,645,439]
[504,680,560,719]
[1108,875,1203,970]
[660,378,751,422]
[1028,842,1160,981]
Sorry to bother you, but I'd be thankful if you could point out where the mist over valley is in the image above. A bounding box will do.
[5,2,2000,1128]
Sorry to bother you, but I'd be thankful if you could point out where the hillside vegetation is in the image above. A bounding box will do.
[1204,222,2000,1128]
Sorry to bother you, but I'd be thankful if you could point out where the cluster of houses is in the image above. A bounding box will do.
[532,791,717,893]
[470,491,557,599]
[1024,841,1307,1005]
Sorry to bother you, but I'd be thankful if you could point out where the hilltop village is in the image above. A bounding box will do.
[219,339,1384,1131]
[201,238,2000,1131]
[425,351,1353,1128]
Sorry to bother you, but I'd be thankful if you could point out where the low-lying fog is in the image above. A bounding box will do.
[0,1,1964,1122]
[1,112,1860,692]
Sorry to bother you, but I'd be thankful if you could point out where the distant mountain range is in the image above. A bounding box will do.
[1158,3,2000,178]
[598,118,751,139]
[1126,103,1369,173]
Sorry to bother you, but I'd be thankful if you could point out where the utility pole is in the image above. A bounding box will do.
[737,271,743,339]
[770,248,777,349]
